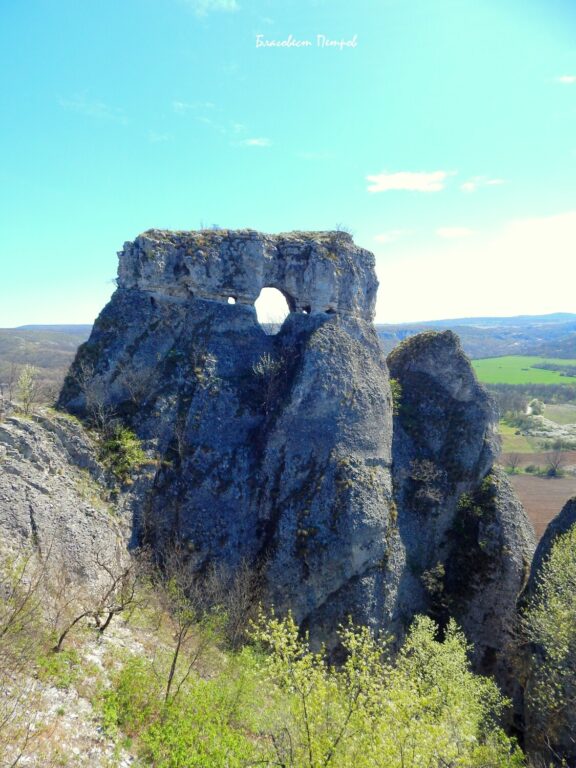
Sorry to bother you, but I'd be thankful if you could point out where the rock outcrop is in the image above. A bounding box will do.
[57,228,535,664]
[59,229,398,635]
[388,332,536,689]
[0,409,127,584]
[116,228,377,320]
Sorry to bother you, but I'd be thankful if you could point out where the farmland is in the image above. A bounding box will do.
[472,355,576,385]
[508,472,576,538]
[545,403,576,425]
[498,421,540,453]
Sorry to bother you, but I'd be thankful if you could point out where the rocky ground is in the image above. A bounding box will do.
[8,623,140,768]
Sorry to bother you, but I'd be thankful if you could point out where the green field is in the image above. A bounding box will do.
[544,404,576,425]
[472,356,576,385]
[498,420,540,453]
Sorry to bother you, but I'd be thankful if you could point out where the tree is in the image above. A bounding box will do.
[46,550,140,652]
[252,352,284,414]
[529,398,545,416]
[252,612,521,768]
[156,543,221,704]
[546,450,565,477]
[0,547,48,766]
[72,358,117,433]
[507,453,522,474]
[16,364,40,415]
[521,522,576,765]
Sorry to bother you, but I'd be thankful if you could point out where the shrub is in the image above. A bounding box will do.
[99,426,146,481]
[521,521,576,764]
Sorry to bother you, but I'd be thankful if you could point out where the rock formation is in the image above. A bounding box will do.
[388,332,536,688]
[57,228,536,668]
[60,229,398,634]
[0,409,127,584]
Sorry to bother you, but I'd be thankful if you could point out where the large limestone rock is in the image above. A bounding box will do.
[57,229,534,661]
[117,228,377,320]
[388,331,536,687]
[59,229,397,634]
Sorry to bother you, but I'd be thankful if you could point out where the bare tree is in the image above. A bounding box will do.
[0,547,49,767]
[72,359,117,434]
[6,362,20,402]
[207,558,263,650]
[506,453,522,474]
[546,450,565,478]
[117,363,156,408]
[253,353,284,414]
[46,551,140,652]
[155,543,222,704]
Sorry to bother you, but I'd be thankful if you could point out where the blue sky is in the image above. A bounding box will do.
[1,0,575,326]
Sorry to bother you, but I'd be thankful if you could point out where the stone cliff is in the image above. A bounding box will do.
[60,229,398,634]
[388,332,535,690]
[57,228,535,665]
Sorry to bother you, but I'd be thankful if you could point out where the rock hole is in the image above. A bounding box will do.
[227,296,237,304]
[302,306,311,315]
[255,287,291,335]
[325,307,336,315]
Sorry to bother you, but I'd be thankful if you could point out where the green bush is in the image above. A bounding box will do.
[522,521,576,763]
[99,426,146,481]
[99,610,522,768]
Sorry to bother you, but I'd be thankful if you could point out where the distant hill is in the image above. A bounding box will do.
[2,315,575,392]
[13,324,93,334]
[377,314,576,359]
[408,313,576,328]
[0,326,91,393]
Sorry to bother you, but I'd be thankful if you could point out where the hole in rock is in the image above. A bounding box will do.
[255,287,291,335]
[227,296,237,304]
[302,306,311,315]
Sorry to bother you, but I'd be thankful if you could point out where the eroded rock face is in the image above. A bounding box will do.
[0,410,127,584]
[59,229,397,634]
[388,331,536,688]
[117,229,378,320]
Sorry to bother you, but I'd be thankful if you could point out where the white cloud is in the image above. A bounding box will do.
[436,227,474,240]
[460,176,505,193]
[182,0,239,16]
[59,95,127,124]
[238,137,272,147]
[557,75,576,84]
[148,130,171,143]
[374,230,407,244]
[375,210,576,323]
[366,170,453,193]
